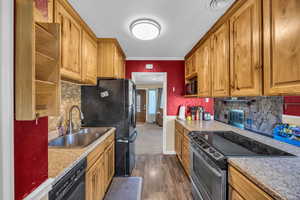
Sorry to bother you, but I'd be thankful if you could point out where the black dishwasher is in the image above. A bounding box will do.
[49,158,87,200]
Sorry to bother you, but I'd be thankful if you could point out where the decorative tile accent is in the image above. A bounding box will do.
[48,81,82,132]
[214,97,283,136]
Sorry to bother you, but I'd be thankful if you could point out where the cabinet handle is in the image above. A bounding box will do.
[255,63,262,71]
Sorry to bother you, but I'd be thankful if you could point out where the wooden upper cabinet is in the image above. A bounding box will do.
[16,0,60,120]
[198,38,212,97]
[82,31,98,85]
[55,1,82,82]
[98,39,126,79]
[212,22,230,97]
[98,41,116,78]
[185,55,197,79]
[229,0,262,96]
[263,0,300,95]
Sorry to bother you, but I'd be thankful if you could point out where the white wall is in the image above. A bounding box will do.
[164,116,177,154]
[0,0,15,199]
[283,115,300,126]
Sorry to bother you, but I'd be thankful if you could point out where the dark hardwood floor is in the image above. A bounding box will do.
[132,154,193,200]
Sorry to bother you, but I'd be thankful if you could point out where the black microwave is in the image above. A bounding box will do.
[186,78,198,95]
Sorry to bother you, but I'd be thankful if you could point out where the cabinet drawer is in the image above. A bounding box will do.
[87,132,115,169]
[104,132,115,148]
[228,166,273,200]
[87,143,105,169]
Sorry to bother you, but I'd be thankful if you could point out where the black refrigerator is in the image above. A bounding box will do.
[81,78,137,176]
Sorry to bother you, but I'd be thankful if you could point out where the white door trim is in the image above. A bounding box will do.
[132,72,168,154]
[0,0,15,199]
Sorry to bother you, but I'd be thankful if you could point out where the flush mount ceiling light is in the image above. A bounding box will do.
[130,18,161,40]
[210,0,230,10]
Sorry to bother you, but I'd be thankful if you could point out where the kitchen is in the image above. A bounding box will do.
[1,0,300,200]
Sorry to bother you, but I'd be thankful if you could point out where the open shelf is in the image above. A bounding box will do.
[35,51,59,83]
[185,72,198,80]
[35,23,59,60]
[35,80,59,117]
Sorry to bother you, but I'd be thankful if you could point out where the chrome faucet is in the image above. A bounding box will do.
[66,105,84,135]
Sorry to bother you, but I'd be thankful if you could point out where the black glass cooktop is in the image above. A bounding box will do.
[190,131,294,157]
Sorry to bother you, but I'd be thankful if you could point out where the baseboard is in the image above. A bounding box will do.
[163,150,176,155]
[24,178,53,200]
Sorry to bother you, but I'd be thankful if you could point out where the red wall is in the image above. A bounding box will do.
[14,117,48,200]
[284,96,300,116]
[126,60,214,115]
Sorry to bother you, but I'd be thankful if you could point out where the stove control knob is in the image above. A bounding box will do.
[209,148,215,153]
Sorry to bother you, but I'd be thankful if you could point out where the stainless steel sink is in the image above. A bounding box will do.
[48,127,111,148]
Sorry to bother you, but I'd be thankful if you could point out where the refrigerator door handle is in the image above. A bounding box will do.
[129,131,138,143]
[116,138,129,143]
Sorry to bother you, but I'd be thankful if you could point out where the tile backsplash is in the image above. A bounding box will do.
[48,81,82,132]
[214,97,283,136]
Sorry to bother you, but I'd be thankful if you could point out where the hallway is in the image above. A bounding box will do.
[132,154,193,200]
[136,123,163,155]
[134,123,193,200]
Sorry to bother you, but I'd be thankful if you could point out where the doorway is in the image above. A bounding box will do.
[136,89,146,123]
[132,72,167,154]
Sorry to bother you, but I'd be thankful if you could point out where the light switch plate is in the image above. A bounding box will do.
[145,64,153,69]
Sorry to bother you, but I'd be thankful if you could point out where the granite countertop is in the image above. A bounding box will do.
[48,128,116,185]
[176,119,300,200]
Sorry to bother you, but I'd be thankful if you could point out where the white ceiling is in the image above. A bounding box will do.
[68,0,235,59]
[132,72,165,85]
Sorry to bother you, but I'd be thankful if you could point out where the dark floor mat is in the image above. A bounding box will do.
[104,177,143,200]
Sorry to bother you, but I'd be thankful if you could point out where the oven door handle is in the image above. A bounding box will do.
[191,146,222,177]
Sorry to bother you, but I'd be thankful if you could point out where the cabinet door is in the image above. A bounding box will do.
[181,137,190,176]
[82,31,97,85]
[176,130,183,160]
[263,0,300,95]
[212,23,230,97]
[86,159,101,200]
[98,155,106,200]
[105,142,115,187]
[228,186,245,200]
[198,38,212,97]
[98,42,115,78]
[175,129,180,156]
[55,1,82,82]
[230,0,262,96]
[113,48,121,78]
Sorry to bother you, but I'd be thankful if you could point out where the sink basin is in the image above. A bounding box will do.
[48,127,111,148]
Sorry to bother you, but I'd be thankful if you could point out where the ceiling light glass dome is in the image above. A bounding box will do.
[210,0,230,10]
[130,18,161,40]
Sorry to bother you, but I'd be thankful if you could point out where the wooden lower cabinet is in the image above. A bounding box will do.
[229,186,245,200]
[228,165,274,200]
[181,136,190,176]
[175,121,190,177]
[105,142,115,186]
[175,129,183,160]
[86,155,106,200]
[86,132,115,200]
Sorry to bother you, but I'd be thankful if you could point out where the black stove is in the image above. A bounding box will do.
[189,131,294,200]
[189,131,293,168]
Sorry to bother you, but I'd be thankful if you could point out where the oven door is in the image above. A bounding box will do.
[190,144,227,200]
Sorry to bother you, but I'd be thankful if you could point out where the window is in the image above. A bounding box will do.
[148,89,157,115]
